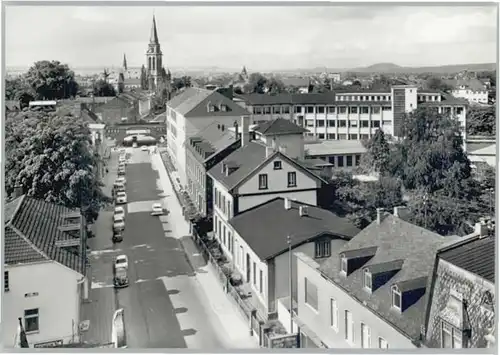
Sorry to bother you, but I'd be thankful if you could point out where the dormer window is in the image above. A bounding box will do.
[273,161,282,170]
[391,286,402,311]
[340,256,348,274]
[220,104,227,112]
[363,269,372,292]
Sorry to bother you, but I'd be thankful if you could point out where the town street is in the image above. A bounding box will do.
[84,147,258,349]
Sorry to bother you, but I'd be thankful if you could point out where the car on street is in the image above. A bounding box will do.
[115,191,127,205]
[115,177,126,186]
[117,167,126,176]
[151,203,165,216]
[112,230,124,243]
[114,206,125,219]
[113,215,125,231]
[113,182,125,197]
[115,255,129,269]
[132,142,138,148]
[141,145,148,151]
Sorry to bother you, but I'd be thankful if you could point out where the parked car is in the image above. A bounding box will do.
[115,177,126,186]
[151,203,165,216]
[114,206,125,219]
[115,191,127,205]
[117,167,126,176]
[112,183,126,197]
[113,215,125,231]
[113,257,129,288]
[115,255,129,269]
[141,145,148,151]
[112,230,124,243]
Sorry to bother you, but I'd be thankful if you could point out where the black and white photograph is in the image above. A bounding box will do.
[3,2,498,350]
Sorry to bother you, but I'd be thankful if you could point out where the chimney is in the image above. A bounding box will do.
[299,206,309,217]
[221,162,226,174]
[393,206,408,218]
[376,208,384,224]
[14,185,23,198]
[284,198,292,210]
[266,146,275,158]
[475,218,489,238]
[241,115,250,147]
[233,121,239,138]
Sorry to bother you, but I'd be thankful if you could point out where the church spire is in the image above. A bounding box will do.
[123,53,128,71]
[150,14,159,44]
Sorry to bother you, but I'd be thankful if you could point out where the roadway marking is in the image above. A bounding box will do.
[90,249,122,257]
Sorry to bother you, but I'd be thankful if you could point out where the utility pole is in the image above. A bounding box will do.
[287,235,293,334]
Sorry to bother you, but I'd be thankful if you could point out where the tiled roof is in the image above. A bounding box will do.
[439,236,495,283]
[319,213,447,341]
[305,140,367,156]
[254,118,308,136]
[5,195,85,275]
[168,88,213,114]
[229,198,360,260]
[187,122,238,162]
[445,78,488,92]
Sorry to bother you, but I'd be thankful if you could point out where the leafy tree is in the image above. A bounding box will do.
[140,65,148,90]
[94,79,116,97]
[25,60,79,100]
[466,105,496,136]
[244,73,268,94]
[360,129,391,175]
[5,110,111,223]
[425,77,452,92]
[267,77,285,94]
[370,75,392,91]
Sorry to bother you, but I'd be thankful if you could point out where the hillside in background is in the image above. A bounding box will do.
[350,62,496,74]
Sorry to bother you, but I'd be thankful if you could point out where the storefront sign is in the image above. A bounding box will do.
[34,339,63,348]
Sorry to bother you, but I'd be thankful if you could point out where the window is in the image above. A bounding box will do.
[273,106,281,114]
[294,106,303,113]
[214,215,218,234]
[314,239,331,258]
[306,106,314,114]
[340,256,348,274]
[218,221,222,238]
[338,120,347,127]
[349,120,358,128]
[282,106,290,114]
[338,107,347,114]
[287,172,297,187]
[222,195,226,214]
[441,321,462,348]
[264,106,271,114]
[223,225,227,246]
[318,133,325,139]
[253,262,256,285]
[317,120,325,127]
[317,106,325,114]
[349,106,358,114]
[330,298,338,330]
[227,201,232,218]
[346,155,353,166]
[218,191,222,208]
[4,271,9,292]
[355,154,361,166]
[349,134,358,140]
[259,270,263,293]
[306,120,315,127]
[327,133,336,140]
[327,119,336,127]
[273,161,282,170]
[258,174,268,190]
[338,134,347,140]
[361,323,371,348]
[304,278,318,310]
[361,120,369,128]
[253,106,262,115]
[328,106,336,113]
[337,156,344,167]
[378,337,389,349]
[361,106,369,114]
[371,120,381,128]
[392,286,402,310]
[345,310,354,343]
[363,269,372,291]
[228,231,232,252]
[24,308,39,333]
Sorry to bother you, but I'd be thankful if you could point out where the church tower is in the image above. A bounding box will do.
[146,14,163,91]
[122,53,128,71]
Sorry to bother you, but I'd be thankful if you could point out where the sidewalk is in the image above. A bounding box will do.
[151,151,259,349]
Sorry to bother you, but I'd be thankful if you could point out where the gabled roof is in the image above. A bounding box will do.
[319,213,447,341]
[439,236,495,283]
[186,121,239,162]
[4,195,85,275]
[254,118,307,136]
[229,197,360,260]
[207,141,323,192]
[168,87,250,118]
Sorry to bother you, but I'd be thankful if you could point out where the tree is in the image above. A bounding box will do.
[360,129,391,175]
[5,110,111,223]
[267,77,285,94]
[244,73,268,94]
[425,77,452,92]
[94,79,116,97]
[370,75,392,91]
[140,65,148,90]
[102,69,110,83]
[466,105,496,136]
[25,60,79,100]
[117,73,125,94]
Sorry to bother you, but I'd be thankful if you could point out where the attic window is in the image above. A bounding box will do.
[273,161,282,170]
[220,104,227,112]
[340,256,348,274]
[391,286,402,311]
[363,269,372,292]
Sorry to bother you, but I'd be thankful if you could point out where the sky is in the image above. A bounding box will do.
[5,5,498,71]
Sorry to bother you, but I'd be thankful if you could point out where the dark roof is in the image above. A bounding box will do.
[168,87,250,118]
[186,122,239,162]
[5,195,85,275]
[319,213,447,341]
[439,236,495,283]
[229,198,360,260]
[254,118,307,136]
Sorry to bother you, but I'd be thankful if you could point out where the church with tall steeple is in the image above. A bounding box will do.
[117,15,171,95]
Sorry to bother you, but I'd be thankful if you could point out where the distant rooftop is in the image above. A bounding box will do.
[305,140,367,156]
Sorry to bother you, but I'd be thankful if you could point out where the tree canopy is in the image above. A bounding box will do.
[425,77,452,92]
[24,60,79,100]
[466,105,496,136]
[5,110,111,223]
[94,79,116,97]
[244,73,268,94]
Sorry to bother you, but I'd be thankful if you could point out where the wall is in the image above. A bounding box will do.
[260,134,305,160]
[424,259,495,348]
[3,262,82,347]
[452,89,489,104]
[295,254,416,349]
[236,156,319,212]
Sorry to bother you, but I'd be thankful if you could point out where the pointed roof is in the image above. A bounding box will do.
[122,53,127,70]
[150,14,159,44]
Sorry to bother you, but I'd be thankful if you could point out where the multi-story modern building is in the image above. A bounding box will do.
[165,87,251,186]
[185,121,241,218]
[234,85,468,144]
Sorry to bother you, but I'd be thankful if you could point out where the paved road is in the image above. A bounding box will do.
[85,147,248,349]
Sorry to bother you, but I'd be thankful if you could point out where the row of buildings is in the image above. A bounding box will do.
[160,84,494,349]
